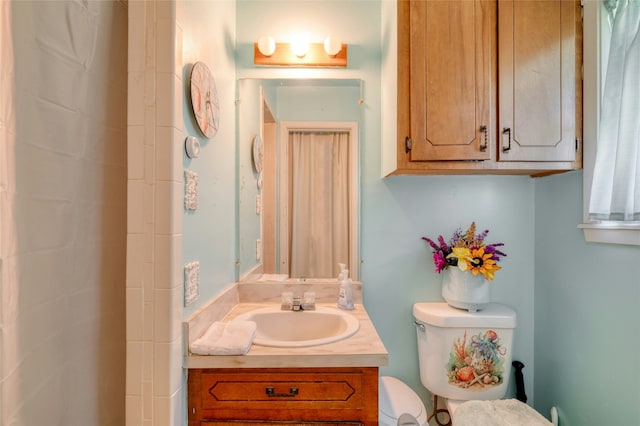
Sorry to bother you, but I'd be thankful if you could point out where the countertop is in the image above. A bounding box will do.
[184,303,389,369]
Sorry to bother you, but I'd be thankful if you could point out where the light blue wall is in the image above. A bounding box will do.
[182,1,237,319]
[534,171,640,425]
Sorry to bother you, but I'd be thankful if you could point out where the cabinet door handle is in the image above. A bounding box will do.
[405,136,412,153]
[265,386,299,397]
[502,127,511,153]
[479,125,488,152]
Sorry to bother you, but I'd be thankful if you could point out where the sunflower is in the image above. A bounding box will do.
[468,247,501,281]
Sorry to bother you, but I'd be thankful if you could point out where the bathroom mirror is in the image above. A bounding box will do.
[237,78,362,281]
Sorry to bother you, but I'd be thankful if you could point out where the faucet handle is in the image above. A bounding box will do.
[281,292,293,310]
[302,292,316,310]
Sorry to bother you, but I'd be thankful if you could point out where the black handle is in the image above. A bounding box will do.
[479,125,488,152]
[512,360,527,403]
[265,386,299,397]
[502,127,511,152]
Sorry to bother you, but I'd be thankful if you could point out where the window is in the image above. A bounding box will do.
[580,0,640,245]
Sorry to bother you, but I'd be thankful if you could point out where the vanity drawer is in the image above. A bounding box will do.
[188,367,378,425]
[204,423,361,425]
[203,371,363,408]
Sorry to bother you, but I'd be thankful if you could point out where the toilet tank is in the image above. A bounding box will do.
[413,302,516,402]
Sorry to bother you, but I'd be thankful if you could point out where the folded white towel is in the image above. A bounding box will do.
[190,320,257,355]
[452,399,552,426]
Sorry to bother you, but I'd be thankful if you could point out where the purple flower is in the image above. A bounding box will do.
[433,252,447,273]
[484,243,507,262]
[477,229,489,243]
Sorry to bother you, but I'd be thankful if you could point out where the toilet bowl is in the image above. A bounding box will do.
[443,397,464,417]
[378,376,428,426]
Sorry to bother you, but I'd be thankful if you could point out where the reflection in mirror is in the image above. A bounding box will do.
[279,122,358,279]
[237,79,362,281]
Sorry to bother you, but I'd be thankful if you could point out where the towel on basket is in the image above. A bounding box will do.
[190,320,257,355]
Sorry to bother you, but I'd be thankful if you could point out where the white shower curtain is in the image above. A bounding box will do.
[588,0,640,221]
[288,131,350,278]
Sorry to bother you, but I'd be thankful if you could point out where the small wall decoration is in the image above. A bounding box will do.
[184,169,198,211]
[447,330,506,390]
[185,135,201,159]
[184,261,200,306]
[190,61,220,138]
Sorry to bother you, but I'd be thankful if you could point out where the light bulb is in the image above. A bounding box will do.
[290,35,309,57]
[323,36,342,56]
[257,35,276,56]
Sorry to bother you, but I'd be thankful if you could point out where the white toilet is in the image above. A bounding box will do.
[412,302,517,419]
[380,302,552,425]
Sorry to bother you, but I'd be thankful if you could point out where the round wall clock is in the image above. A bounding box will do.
[190,62,219,138]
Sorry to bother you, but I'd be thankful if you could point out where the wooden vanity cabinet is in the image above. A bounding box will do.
[395,0,582,176]
[188,367,378,426]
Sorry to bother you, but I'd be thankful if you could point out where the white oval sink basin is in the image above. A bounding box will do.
[233,306,360,348]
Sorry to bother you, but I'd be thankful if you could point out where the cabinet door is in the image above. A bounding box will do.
[498,0,577,162]
[409,0,495,161]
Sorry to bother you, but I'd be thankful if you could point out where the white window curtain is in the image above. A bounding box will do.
[588,0,640,221]
[288,131,350,278]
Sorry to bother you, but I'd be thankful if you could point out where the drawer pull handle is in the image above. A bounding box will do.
[265,386,299,397]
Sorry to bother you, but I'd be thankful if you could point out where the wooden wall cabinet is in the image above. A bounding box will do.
[395,0,582,176]
[188,367,378,426]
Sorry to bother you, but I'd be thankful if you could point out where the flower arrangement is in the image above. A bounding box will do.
[422,222,506,281]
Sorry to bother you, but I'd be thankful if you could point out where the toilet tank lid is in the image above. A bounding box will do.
[413,302,516,328]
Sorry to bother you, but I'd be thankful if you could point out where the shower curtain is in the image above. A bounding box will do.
[288,131,350,278]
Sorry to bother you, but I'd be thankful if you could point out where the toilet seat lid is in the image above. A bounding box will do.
[379,376,425,421]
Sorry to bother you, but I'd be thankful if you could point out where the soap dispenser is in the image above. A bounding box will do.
[337,263,354,310]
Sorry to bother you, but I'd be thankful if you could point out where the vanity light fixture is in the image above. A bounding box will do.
[253,34,347,67]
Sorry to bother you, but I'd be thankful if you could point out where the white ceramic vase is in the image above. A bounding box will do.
[441,267,490,312]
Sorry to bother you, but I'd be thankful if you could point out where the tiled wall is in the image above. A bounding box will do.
[126,1,185,425]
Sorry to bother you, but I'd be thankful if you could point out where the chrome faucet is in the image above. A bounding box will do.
[292,296,302,311]
[280,292,315,311]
